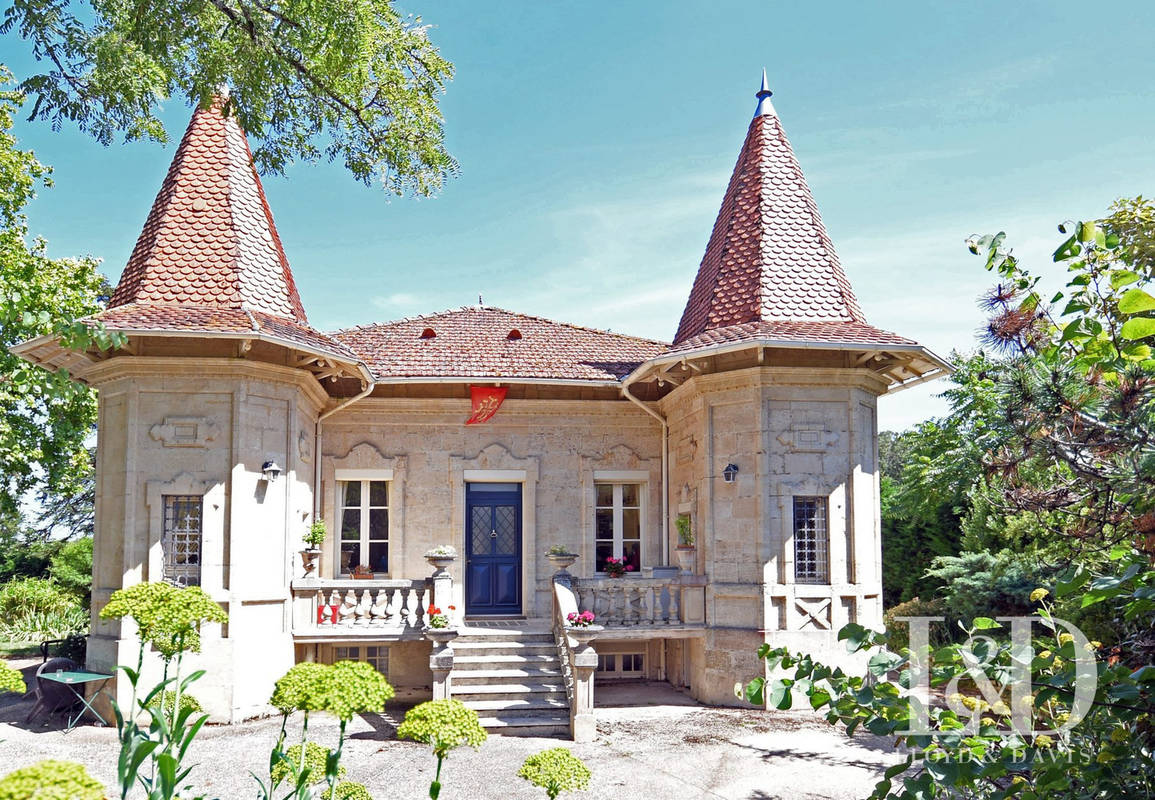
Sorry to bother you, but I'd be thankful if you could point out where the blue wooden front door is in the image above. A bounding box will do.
[465,483,522,615]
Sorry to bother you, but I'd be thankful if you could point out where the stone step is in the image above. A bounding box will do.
[453,667,563,682]
[465,697,569,713]
[453,654,560,669]
[452,641,557,656]
[452,683,568,702]
[476,713,570,737]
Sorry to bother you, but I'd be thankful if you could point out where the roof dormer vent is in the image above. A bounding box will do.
[420,327,436,339]
[507,329,522,341]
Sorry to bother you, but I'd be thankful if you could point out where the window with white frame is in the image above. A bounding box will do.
[595,482,642,574]
[162,495,202,587]
[793,496,829,584]
[338,480,389,574]
[332,645,389,677]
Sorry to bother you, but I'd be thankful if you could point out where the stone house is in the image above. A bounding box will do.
[14,75,948,739]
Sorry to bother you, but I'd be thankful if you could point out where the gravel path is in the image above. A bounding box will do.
[0,660,899,799]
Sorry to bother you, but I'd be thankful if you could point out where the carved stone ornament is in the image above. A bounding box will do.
[149,417,220,448]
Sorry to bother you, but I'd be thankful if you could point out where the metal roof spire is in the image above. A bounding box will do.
[754,68,776,117]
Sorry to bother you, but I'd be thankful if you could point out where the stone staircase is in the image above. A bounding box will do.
[452,628,570,737]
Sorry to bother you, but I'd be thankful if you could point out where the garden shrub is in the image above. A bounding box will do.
[48,537,93,602]
[270,741,347,787]
[883,596,949,651]
[0,577,86,643]
[518,748,591,799]
[0,760,104,800]
[399,699,487,799]
[147,689,204,718]
[0,660,25,695]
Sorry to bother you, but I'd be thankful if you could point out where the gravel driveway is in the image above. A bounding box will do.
[0,659,899,799]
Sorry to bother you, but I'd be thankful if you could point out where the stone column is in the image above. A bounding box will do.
[426,556,457,626]
[567,627,600,742]
[425,629,458,700]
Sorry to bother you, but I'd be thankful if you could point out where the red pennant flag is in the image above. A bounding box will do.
[466,386,507,425]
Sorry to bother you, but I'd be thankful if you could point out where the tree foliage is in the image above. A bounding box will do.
[0,69,121,528]
[2,0,456,194]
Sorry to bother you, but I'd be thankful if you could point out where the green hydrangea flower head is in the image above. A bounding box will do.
[270,662,335,714]
[270,741,347,787]
[146,689,203,717]
[398,699,487,759]
[327,660,395,721]
[518,748,592,799]
[322,781,373,800]
[0,661,25,696]
[0,760,105,800]
[100,582,227,660]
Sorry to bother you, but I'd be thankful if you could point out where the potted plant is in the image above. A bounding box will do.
[424,545,457,575]
[545,544,578,573]
[300,520,326,576]
[602,556,632,578]
[674,514,696,575]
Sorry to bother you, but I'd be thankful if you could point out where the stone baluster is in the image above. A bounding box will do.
[315,589,327,626]
[338,589,357,626]
[354,589,372,626]
[370,589,389,626]
[415,585,428,628]
[325,589,341,625]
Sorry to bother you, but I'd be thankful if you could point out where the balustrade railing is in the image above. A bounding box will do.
[570,576,697,627]
[291,579,430,633]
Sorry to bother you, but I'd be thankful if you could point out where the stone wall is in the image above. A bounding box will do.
[319,398,663,618]
[86,358,325,722]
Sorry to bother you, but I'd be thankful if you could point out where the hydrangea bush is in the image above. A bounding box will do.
[518,748,591,799]
[260,660,394,800]
[0,661,25,696]
[398,699,487,799]
[0,760,104,800]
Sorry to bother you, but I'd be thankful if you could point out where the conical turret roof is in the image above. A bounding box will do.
[673,75,890,349]
[108,98,307,320]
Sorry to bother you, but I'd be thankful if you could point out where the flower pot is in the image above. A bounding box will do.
[300,549,321,576]
[674,545,696,575]
[546,552,578,574]
[423,627,459,646]
[425,555,456,575]
[564,624,603,648]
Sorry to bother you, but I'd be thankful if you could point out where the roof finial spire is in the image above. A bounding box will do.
[754,69,776,118]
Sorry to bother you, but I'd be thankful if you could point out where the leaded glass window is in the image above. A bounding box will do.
[163,495,202,587]
[793,496,829,584]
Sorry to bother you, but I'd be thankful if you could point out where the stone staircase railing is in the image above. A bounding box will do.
[551,572,599,742]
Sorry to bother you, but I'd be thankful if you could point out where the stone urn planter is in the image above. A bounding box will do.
[563,624,603,648]
[423,627,459,646]
[674,544,696,575]
[424,549,457,575]
[546,552,578,574]
[299,549,321,577]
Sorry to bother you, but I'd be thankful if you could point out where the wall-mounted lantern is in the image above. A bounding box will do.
[261,460,283,482]
[722,463,739,484]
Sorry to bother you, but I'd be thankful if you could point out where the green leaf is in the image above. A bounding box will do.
[1120,317,1155,340]
[1118,288,1155,314]
[838,623,870,652]
[1110,270,1141,289]
[743,677,764,706]
[971,617,1001,630]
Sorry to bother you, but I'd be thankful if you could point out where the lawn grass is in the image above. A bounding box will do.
[0,640,40,659]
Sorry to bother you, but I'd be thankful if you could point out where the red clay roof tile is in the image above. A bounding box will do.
[333,307,667,383]
[673,87,868,347]
[108,99,307,322]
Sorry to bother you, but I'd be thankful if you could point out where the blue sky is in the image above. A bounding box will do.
[6,0,1155,430]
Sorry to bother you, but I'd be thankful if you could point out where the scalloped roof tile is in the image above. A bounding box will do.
[673,81,869,347]
[107,98,307,322]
